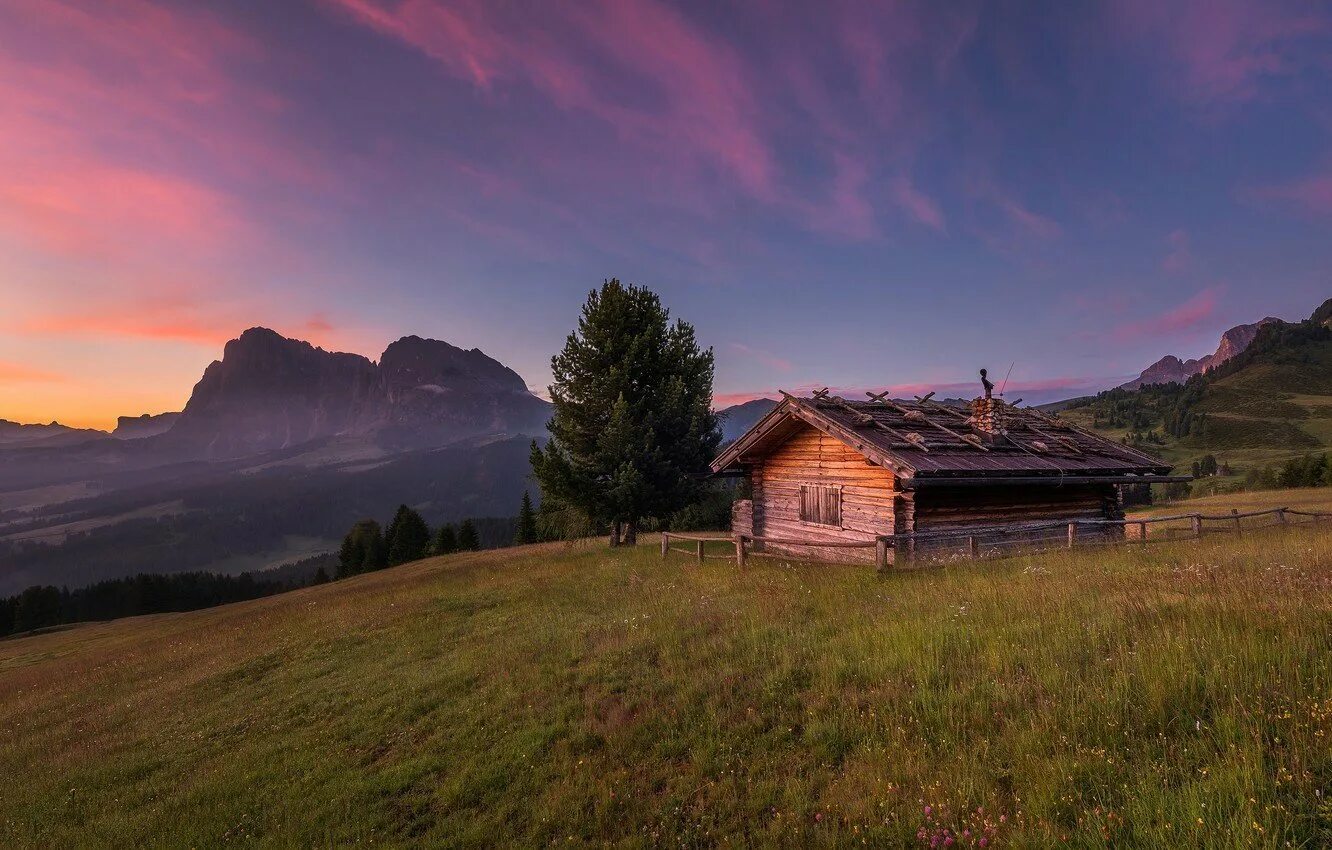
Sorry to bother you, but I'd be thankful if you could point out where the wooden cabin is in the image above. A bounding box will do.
[710,389,1178,564]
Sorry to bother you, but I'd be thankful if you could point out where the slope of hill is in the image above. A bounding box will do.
[2,531,1330,845]
[1061,298,1332,475]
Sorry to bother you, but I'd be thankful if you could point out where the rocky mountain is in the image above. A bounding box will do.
[161,328,382,457]
[0,327,553,590]
[113,412,181,440]
[1120,318,1281,390]
[158,328,550,458]
[370,335,550,448]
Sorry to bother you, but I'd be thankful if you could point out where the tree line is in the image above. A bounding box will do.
[335,493,542,579]
[0,570,302,638]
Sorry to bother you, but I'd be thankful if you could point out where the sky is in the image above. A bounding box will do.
[2,0,1331,430]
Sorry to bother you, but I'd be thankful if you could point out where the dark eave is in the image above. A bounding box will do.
[900,474,1191,489]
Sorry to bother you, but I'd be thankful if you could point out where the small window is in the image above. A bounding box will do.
[799,483,842,527]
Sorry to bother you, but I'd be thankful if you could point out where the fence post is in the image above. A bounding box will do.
[735,534,747,569]
[875,537,889,572]
[696,539,705,562]
[661,533,669,558]
[1136,521,1147,542]
[1067,522,1077,549]
[968,535,978,559]
[1276,508,1287,525]
[1232,508,1242,537]
[1191,514,1202,538]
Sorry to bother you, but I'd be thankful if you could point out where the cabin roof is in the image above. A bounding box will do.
[710,392,1175,485]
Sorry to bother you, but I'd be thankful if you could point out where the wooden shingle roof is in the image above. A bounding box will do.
[711,391,1176,487]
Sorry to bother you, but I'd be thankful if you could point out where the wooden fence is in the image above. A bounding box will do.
[661,506,1332,572]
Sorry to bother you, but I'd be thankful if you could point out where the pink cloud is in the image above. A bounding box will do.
[1246,169,1332,215]
[1111,0,1331,108]
[0,162,248,261]
[1110,288,1222,342]
[712,391,779,408]
[729,343,793,373]
[329,0,775,199]
[1161,228,1193,272]
[994,194,1061,240]
[891,175,947,232]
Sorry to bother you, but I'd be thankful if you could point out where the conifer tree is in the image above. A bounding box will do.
[337,533,360,579]
[516,491,539,545]
[386,504,431,565]
[434,523,459,555]
[338,519,387,578]
[531,279,720,546]
[458,519,481,551]
[312,566,330,585]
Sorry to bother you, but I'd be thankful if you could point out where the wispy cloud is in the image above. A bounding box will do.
[728,343,793,373]
[1110,0,1331,108]
[1110,287,1222,341]
[1246,168,1332,215]
[891,174,947,232]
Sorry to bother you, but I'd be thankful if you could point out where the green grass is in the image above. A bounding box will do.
[3,530,1332,847]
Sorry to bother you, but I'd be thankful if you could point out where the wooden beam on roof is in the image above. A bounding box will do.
[825,393,930,452]
[867,392,988,451]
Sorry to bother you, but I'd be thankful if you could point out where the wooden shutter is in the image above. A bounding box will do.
[798,484,842,527]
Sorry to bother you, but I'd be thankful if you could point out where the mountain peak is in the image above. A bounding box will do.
[1120,317,1283,390]
[161,328,547,458]
[379,335,527,393]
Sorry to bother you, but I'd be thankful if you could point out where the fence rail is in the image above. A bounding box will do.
[662,506,1332,571]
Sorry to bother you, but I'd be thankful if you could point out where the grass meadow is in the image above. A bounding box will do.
[3,511,1332,846]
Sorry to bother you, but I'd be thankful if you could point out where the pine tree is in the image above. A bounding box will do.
[337,533,360,579]
[0,596,15,637]
[13,585,62,633]
[530,279,720,546]
[337,519,387,578]
[434,524,459,555]
[312,566,330,585]
[458,519,481,551]
[386,504,431,565]
[516,491,539,545]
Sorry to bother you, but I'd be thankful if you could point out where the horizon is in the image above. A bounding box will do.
[0,306,1301,432]
[4,1,1332,429]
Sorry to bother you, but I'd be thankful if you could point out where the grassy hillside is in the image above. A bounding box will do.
[1059,310,1332,480]
[2,526,1332,846]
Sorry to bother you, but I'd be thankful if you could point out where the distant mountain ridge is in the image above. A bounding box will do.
[160,328,550,458]
[0,327,553,592]
[1120,318,1281,390]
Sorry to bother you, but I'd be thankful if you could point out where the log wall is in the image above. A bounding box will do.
[911,483,1124,556]
[751,424,896,563]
